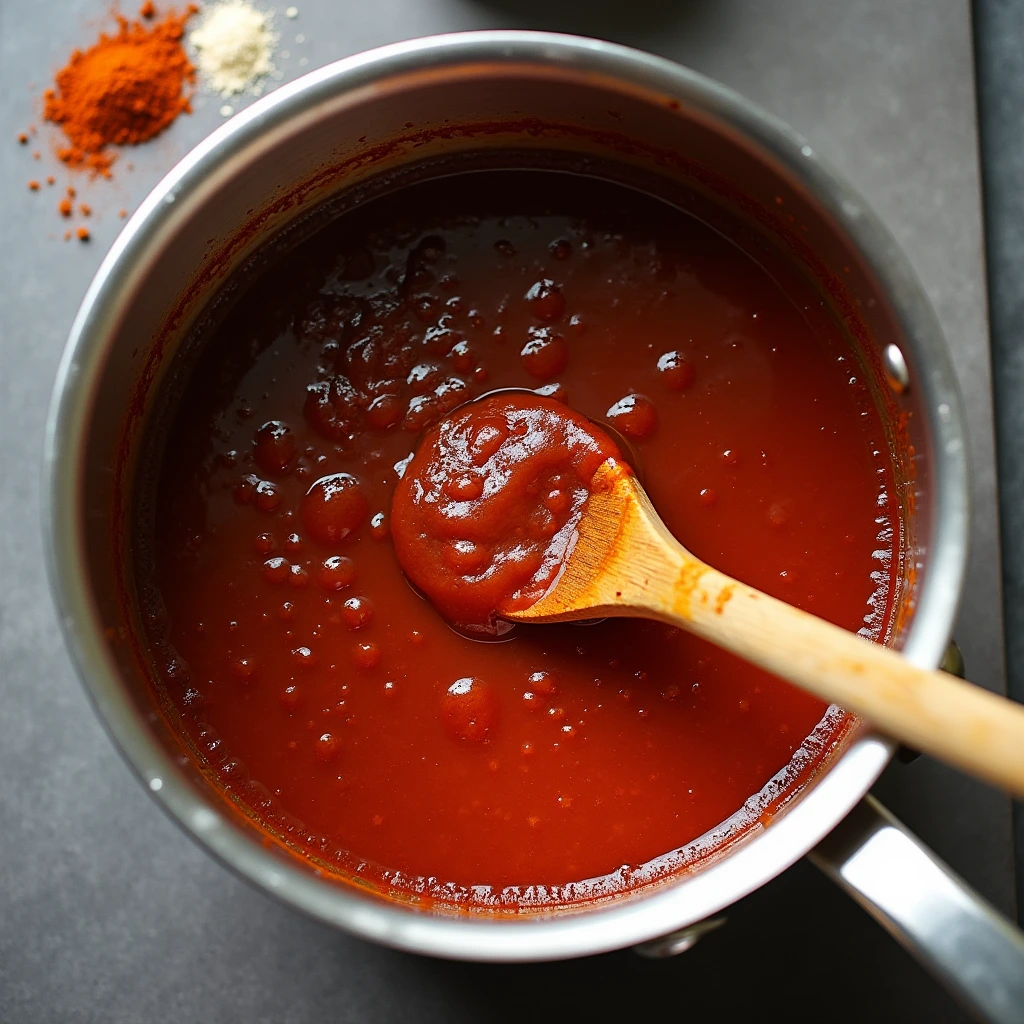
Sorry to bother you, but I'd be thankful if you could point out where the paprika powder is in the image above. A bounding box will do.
[43,6,198,178]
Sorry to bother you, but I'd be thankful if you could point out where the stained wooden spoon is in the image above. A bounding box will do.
[506,459,1024,797]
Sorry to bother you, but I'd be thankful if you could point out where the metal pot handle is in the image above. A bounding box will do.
[810,795,1024,1023]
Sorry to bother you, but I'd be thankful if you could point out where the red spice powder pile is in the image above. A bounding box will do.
[42,5,198,178]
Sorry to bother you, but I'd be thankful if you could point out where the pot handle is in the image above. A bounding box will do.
[810,794,1024,1023]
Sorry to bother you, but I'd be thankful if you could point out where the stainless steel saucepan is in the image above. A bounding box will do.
[43,32,1024,1022]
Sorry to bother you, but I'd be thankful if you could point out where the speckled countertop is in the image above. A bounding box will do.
[0,1,1014,1020]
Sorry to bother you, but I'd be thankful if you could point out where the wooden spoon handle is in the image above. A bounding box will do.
[653,556,1024,794]
[515,462,1024,794]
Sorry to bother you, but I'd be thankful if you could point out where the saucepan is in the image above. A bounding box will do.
[43,32,1024,1022]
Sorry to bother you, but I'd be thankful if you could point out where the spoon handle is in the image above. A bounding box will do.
[613,490,1024,795]
[656,554,1024,793]
[514,463,1024,794]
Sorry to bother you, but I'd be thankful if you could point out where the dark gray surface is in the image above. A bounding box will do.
[0,1,1010,1021]
[974,0,1024,924]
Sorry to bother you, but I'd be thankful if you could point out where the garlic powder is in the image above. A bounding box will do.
[191,1,278,97]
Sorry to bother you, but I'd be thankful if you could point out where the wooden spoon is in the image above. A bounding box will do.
[505,459,1024,797]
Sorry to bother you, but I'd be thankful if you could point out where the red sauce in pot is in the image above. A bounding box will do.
[140,169,897,905]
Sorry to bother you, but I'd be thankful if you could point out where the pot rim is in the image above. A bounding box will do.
[43,30,970,961]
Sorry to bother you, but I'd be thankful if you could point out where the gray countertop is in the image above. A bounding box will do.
[974,0,1024,925]
[0,1,1012,1020]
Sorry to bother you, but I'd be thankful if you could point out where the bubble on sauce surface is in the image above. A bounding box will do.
[254,531,275,555]
[353,642,380,669]
[441,677,499,743]
[416,234,446,262]
[304,378,360,440]
[254,420,297,474]
[442,538,492,575]
[534,382,568,403]
[467,418,507,464]
[606,393,657,439]
[520,328,568,379]
[317,555,356,591]
[262,556,289,584]
[408,362,443,395]
[253,479,281,512]
[365,393,404,430]
[435,376,470,414]
[449,340,477,372]
[656,351,695,391]
[528,670,558,696]
[302,473,369,545]
[549,238,572,261]
[280,685,302,712]
[316,732,341,762]
[443,471,484,501]
[542,487,570,515]
[233,657,256,684]
[292,645,317,669]
[413,294,441,324]
[424,320,461,355]
[402,394,440,432]
[522,690,542,712]
[342,596,374,629]
[525,279,566,322]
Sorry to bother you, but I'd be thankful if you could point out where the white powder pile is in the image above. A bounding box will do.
[191,1,278,97]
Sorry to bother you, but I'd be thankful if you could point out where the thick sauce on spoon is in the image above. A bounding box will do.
[392,393,622,630]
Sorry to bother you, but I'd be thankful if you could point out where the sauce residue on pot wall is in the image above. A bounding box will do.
[132,167,899,907]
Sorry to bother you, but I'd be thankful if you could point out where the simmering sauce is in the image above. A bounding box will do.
[140,169,897,905]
